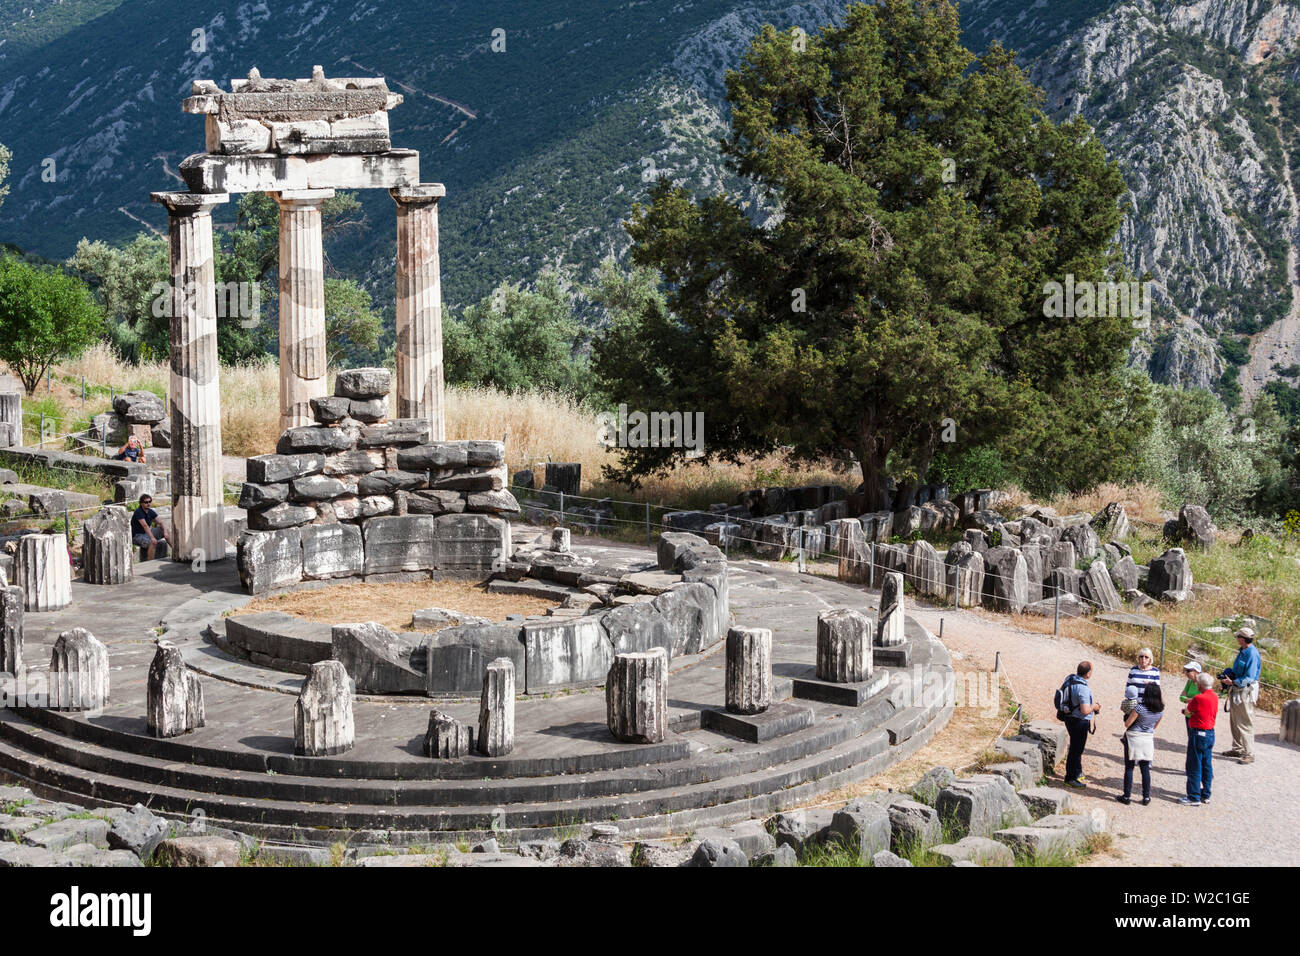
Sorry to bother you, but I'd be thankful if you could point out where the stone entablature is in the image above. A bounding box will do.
[186,67,403,157]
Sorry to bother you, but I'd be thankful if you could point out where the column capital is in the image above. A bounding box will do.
[151,191,230,216]
[391,183,446,206]
[272,188,336,208]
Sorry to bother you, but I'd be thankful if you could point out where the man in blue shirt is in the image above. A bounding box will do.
[1063,661,1102,788]
[1221,627,1262,764]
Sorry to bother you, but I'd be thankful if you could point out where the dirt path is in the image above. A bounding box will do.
[906,600,1300,867]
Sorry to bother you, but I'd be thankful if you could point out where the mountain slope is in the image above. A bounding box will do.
[1,0,1298,403]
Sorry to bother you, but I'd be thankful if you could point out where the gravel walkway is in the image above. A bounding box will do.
[905,601,1300,867]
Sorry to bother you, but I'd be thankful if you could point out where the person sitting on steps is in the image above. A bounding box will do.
[131,495,170,560]
[114,436,146,463]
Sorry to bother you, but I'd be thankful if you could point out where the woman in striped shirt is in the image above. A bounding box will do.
[1126,648,1162,698]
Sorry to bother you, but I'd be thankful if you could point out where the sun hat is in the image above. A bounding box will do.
[1182,661,1201,673]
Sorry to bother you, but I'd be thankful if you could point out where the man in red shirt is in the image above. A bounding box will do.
[1180,672,1218,806]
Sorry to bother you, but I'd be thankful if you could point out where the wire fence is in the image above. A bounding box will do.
[510,482,1297,701]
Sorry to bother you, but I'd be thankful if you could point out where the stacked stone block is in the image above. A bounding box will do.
[236,368,518,593]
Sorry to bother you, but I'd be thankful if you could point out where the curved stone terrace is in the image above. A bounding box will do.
[0,536,952,846]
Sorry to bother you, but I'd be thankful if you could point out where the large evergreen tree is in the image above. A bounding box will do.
[594,0,1143,506]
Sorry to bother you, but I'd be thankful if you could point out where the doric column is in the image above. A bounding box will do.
[274,189,333,432]
[391,184,446,439]
[150,191,229,564]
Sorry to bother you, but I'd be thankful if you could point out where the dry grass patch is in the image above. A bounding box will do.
[802,667,1012,807]
[234,579,559,631]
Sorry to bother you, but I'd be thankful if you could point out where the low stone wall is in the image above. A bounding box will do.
[235,369,519,594]
[220,531,730,697]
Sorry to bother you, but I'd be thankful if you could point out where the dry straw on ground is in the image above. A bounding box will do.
[234,579,558,631]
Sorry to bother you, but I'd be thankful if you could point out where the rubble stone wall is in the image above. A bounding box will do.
[235,369,518,595]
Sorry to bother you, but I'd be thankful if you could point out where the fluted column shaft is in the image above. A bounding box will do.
[275,190,333,432]
[392,184,446,439]
[152,191,229,564]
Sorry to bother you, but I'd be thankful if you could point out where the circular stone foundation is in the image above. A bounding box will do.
[0,539,953,845]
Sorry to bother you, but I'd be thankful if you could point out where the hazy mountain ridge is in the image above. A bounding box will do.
[0,0,1298,402]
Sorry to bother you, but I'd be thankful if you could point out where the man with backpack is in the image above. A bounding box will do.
[1056,661,1102,789]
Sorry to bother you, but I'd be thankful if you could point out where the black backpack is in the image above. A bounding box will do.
[1054,676,1080,722]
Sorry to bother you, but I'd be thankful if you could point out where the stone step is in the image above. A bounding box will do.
[0,686,890,807]
[0,694,946,841]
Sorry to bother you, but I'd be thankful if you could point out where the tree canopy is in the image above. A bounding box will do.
[593,0,1144,506]
[69,192,380,366]
[0,255,104,394]
[445,269,592,400]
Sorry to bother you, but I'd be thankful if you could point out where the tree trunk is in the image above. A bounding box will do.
[856,425,891,512]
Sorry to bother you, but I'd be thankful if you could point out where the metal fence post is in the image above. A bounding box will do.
[63,505,71,547]
[1160,623,1167,670]
[559,490,565,528]
[797,526,806,573]
[1054,590,1061,636]
[645,502,651,546]
[38,413,45,449]
[81,377,85,406]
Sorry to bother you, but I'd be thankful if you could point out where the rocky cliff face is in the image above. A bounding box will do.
[1024,0,1300,401]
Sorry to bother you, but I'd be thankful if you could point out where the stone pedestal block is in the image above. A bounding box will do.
[983,547,1029,614]
[16,534,71,612]
[816,607,873,683]
[908,540,944,599]
[425,709,473,758]
[0,391,20,447]
[878,571,906,646]
[147,640,206,737]
[606,648,668,744]
[946,547,984,608]
[1281,700,1299,746]
[836,519,870,585]
[295,659,354,756]
[0,585,22,676]
[82,506,134,585]
[544,462,581,496]
[478,657,516,756]
[50,628,110,711]
[725,626,772,715]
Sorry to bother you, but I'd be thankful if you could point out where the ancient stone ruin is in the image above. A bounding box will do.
[49,627,110,712]
[147,641,206,738]
[15,534,71,612]
[81,505,133,586]
[236,367,516,595]
[151,67,446,565]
